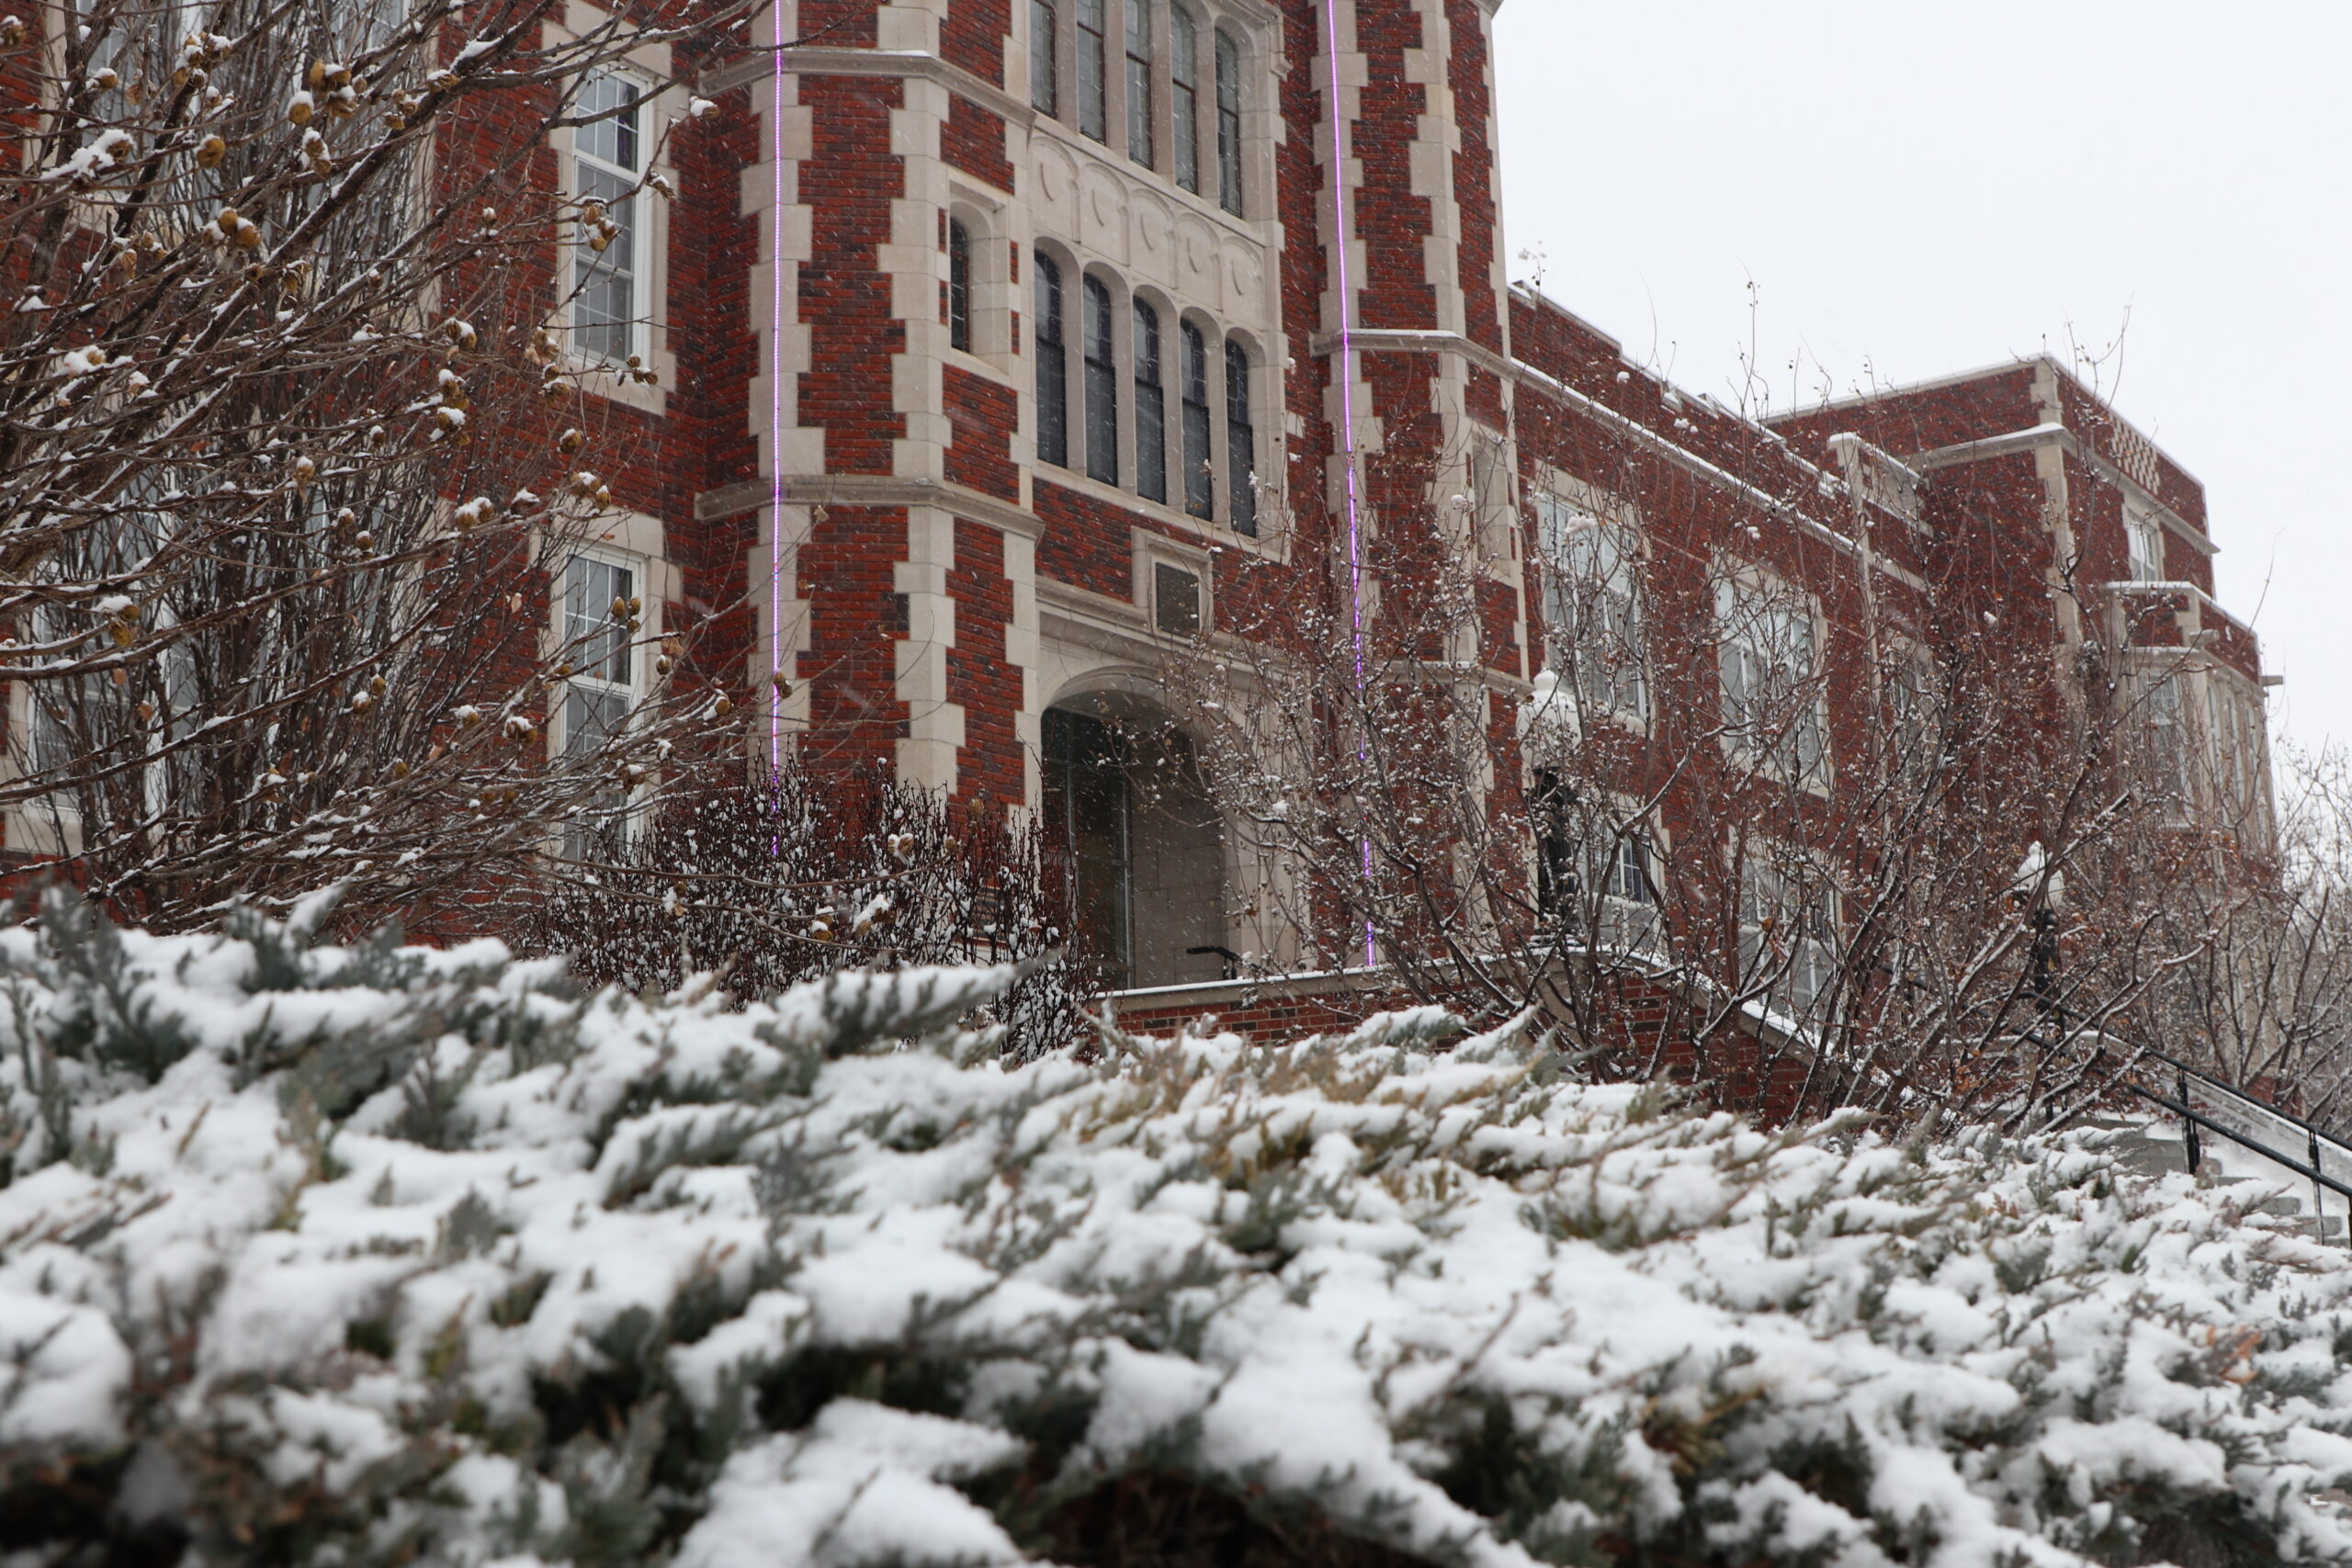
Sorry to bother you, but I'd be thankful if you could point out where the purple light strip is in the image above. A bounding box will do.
[769,28,787,780]
[1324,0,1375,969]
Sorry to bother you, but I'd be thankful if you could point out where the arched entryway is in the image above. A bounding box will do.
[1041,697,1227,990]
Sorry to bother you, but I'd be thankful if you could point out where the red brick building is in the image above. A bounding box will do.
[533,0,2275,1021]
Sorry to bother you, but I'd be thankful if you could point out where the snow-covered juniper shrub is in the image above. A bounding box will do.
[5,893,2352,1567]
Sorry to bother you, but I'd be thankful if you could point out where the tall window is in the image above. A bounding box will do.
[1135,299,1168,503]
[2126,503,2165,582]
[1224,338,1256,536]
[573,72,644,365]
[1717,578,1826,781]
[563,556,637,861]
[2143,672,2188,814]
[1170,6,1200,193]
[1043,708,1133,987]
[1077,0,1108,141]
[1031,0,1058,115]
[1181,320,1213,520]
[1214,29,1243,215]
[1083,275,1118,485]
[947,219,973,353]
[1035,252,1069,468]
[1537,496,1646,720]
[1125,0,1155,165]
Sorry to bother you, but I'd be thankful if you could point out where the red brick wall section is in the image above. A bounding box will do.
[1445,0,1505,360]
[947,518,1025,810]
[943,0,1012,86]
[944,366,1022,500]
[1034,479,1135,598]
[797,504,911,773]
[942,94,1014,191]
[799,74,908,476]
[1350,1,1437,332]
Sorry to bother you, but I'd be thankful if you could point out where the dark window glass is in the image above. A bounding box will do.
[1035,252,1068,468]
[1154,562,1201,635]
[1134,299,1167,503]
[1126,0,1154,166]
[1215,29,1242,215]
[1181,320,1212,520]
[1032,0,1057,115]
[947,220,972,353]
[1043,707,1132,987]
[1078,0,1107,141]
[1170,6,1199,193]
[1083,275,1118,485]
[1225,337,1256,536]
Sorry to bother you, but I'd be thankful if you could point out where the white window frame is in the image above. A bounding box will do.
[568,66,650,368]
[551,545,659,860]
[1716,569,1830,787]
[1536,491,1647,726]
[2136,661,2191,822]
[548,2,678,413]
[2125,502,2166,583]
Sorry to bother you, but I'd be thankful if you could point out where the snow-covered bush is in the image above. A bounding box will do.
[6,895,2352,1567]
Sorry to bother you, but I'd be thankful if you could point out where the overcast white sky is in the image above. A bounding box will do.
[1491,3,2349,761]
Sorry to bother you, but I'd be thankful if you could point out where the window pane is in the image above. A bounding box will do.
[577,72,640,171]
[1171,6,1199,192]
[1032,0,1058,115]
[1215,29,1242,215]
[1084,276,1118,485]
[1182,321,1212,519]
[1035,254,1068,468]
[1154,562,1200,635]
[1126,0,1154,165]
[948,220,972,353]
[566,558,635,685]
[1078,0,1107,141]
[1135,300,1167,503]
[573,164,636,364]
[1224,338,1255,536]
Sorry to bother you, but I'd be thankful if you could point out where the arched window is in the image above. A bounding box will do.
[1170,6,1200,193]
[947,219,972,353]
[1225,337,1257,536]
[1032,0,1057,115]
[1126,0,1155,166]
[1083,275,1118,485]
[1134,300,1167,504]
[1035,252,1069,469]
[1214,29,1243,216]
[1077,0,1108,141]
[1181,321,1213,520]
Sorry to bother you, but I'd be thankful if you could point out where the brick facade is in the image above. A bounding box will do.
[36,2,2256,1066]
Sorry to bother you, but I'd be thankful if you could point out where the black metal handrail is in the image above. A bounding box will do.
[2126,1037,2352,1159]
[2120,1078,2352,1206]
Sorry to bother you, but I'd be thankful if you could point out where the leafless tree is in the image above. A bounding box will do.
[1158,413,2245,1132]
[0,0,768,931]
[504,761,1094,1055]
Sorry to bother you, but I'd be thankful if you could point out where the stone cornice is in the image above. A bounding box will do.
[695,475,1042,540]
[1910,423,2218,558]
[700,46,1036,128]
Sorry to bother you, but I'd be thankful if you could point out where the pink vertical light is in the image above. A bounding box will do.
[769,27,788,779]
[1324,0,1375,969]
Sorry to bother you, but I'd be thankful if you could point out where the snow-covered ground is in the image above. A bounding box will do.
[6,897,2352,1567]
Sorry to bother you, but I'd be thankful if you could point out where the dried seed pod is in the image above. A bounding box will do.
[195,134,226,168]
